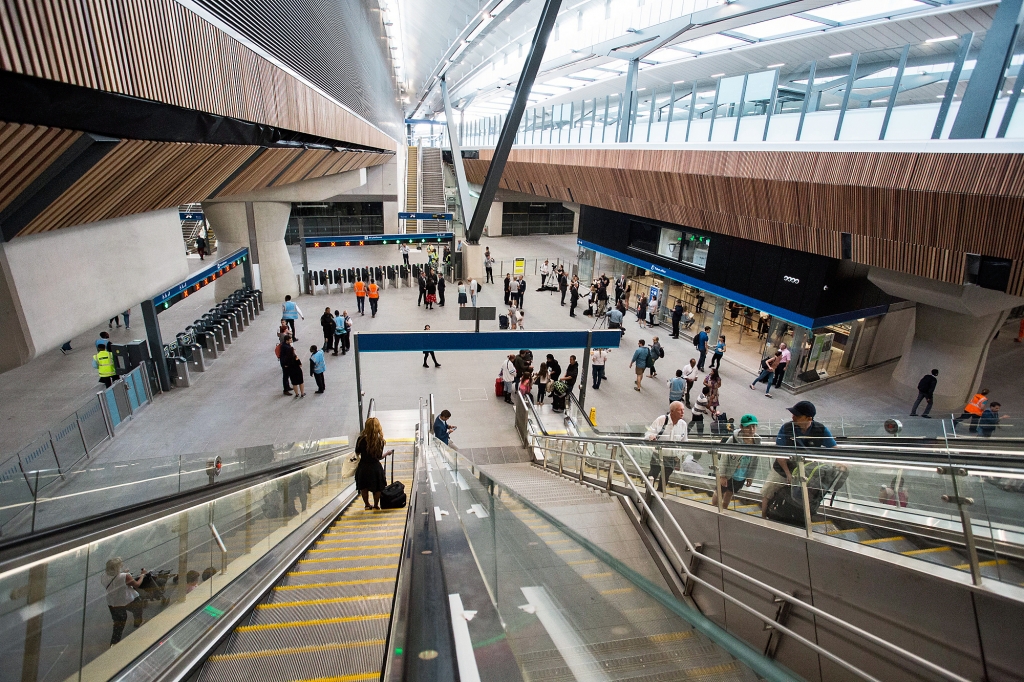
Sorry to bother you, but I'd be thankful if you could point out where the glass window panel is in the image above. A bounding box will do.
[804,0,923,23]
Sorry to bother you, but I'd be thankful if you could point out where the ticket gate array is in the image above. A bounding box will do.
[162,288,263,387]
[303,262,450,295]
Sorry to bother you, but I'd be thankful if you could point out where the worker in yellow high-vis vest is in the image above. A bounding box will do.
[93,340,117,388]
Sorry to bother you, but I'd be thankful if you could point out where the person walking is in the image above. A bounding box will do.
[484,249,494,283]
[569,280,580,317]
[695,326,710,371]
[102,558,147,646]
[121,310,131,330]
[591,348,609,390]
[470,278,478,307]
[401,243,410,266]
[368,280,380,317]
[630,340,652,391]
[637,295,648,328]
[645,402,688,492]
[109,313,121,329]
[320,307,336,351]
[434,410,456,446]
[196,234,207,260]
[278,335,297,396]
[910,369,939,418]
[751,351,782,397]
[534,362,550,404]
[437,275,446,307]
[518,276,527,308]
[332,309,345,355]
[648,293,659,328]
[286,338,305,398]
[355,417,394,509]
[774,342,791,388]
[671,302,684,338]
[417,272,427,307]
[711,414,762,508]
[422,325,441,367]
[954,389,989,433]
[681,358,699,406]
[504,273,512,306]
[668,370,686,406]
[710,335,726,370]
[281,295,303,339]
[93,341,117,387]
[648,337,663,378]
[546,354,562,382]
[614,274,626,302]
[695,291,705,313]
[354,279,366,316]
[309,345,326,394]
[978,402,1003,437]
[424,275,437,310]
[457,280,468,307]
[564,355,579,393]
[559,271,569,306]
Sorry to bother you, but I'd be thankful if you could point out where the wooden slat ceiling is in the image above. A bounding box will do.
[465,148,1024,296]
[0,0,395,151]
[0,123,81,213]
[1,122,391,238]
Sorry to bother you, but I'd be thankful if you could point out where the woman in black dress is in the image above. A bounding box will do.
[354,417,394,509]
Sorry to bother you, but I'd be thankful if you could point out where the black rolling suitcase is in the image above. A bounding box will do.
[380,448,406,509]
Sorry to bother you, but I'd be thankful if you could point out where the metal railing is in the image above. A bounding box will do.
[527,432,972,682]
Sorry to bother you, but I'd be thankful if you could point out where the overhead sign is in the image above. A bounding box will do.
[179,212,204,221]
[153,247,248,311]
[399,212,454,221]
[356,330,622,353]
[513,258,526,275]
[305,232,453,248]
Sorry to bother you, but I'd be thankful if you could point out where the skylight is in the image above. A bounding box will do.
[732,16,825,40]
[646,47,693,64]
[677,34,748,53]
[803,0,924,24]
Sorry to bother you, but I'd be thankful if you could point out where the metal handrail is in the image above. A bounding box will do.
[530,433,972,682]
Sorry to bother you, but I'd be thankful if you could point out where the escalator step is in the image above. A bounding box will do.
[860,536,905,546]
[237,612,390,632]
[296,553,401,565]
[209,638,384,662]
[257,594,393,610]
[275,577,395,592]
[307,544,403,553]
[284,564,399,581]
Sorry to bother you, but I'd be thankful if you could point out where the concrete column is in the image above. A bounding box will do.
[891,304,1006,412]
[707,294,726,346]
[869,267,1024,411]
[462,243,485,280]
[384,201,399,234]
[203,202,297,304]
[564,202,581,234]
[485,201,503,237]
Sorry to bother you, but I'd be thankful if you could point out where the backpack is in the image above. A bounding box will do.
[499,315,509,329]
[766,462,849,527]
[658,346,665,358]
[274,343,281,358]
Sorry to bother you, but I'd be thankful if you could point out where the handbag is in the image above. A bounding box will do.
[341,452,359,479]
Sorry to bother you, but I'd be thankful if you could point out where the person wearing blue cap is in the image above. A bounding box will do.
[762,401,835,517]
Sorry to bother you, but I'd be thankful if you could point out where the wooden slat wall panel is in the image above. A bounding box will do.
[0,122,81,212]
[271,149,331,187]
[467,149,1024,295]
[0,0,395,151]
[215,148,303,197]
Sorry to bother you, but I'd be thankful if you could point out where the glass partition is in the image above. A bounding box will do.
[0,451,353,682]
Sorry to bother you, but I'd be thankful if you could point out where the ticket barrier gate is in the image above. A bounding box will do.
[164,349,190,387]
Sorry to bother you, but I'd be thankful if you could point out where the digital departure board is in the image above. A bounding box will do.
[152,248,248,311]
[304,232,454,248]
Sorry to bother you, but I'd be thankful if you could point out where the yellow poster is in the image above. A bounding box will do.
[513,258,526,275]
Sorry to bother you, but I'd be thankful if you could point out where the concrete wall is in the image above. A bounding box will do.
[485,201,503,237]
[868,304,915,366]
[0,208,188,372]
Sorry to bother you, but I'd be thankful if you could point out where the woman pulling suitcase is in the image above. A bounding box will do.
[354,417,394,510]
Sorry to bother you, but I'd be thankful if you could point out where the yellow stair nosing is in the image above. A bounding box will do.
[258,594,392,610]
[308,544,402,553]
[600,587,634,595]
[901,547,953,556]
[293,673,379,682]
[299,553,400,564]
[954,559,1008,570]
[860,536,906,546]
[275,578,395,591]
[236,613,389,632]
[826,527,866,536]
[288,565,399,576]
[209,638,386,663]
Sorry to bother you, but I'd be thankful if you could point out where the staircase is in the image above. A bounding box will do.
[418,147,447,233]
[179,203,215,255]
[405,147,418,234]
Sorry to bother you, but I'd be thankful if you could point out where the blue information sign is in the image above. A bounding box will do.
[398,212,454,221]
[179,212,204,221]
[153,247,248,310]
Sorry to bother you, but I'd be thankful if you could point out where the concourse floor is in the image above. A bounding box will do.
[2,235,1022,469]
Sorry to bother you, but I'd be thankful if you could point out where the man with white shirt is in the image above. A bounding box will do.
[645,401,688,492]
[540,260,551,288]
[681,358,700,407]
[591,348,610,389]
[774,342,791,388]
[469,278,479,307]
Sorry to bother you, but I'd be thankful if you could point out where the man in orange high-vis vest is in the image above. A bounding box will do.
[367,281,380,318]
[954,389,989,434]
[354,280,366,316]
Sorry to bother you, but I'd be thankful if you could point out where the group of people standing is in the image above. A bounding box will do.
[276,296,352,398]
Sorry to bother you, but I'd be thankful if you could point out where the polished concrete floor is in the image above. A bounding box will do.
[2,234,1022,467]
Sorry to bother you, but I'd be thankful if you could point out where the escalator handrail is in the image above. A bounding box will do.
[0,443,354,569]
[529,434,972,682]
